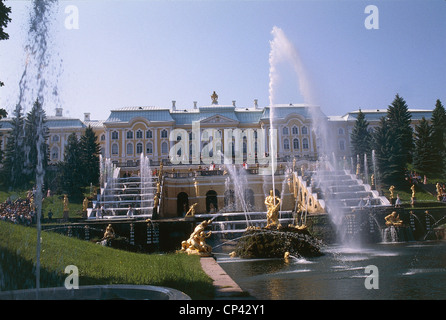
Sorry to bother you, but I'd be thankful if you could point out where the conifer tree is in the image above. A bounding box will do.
[79,125,101,186]
[60,133,83,199]
[431,99,446,177]
[372,117,392,186]
[350,109,372,168]
[24,99,49,183]
[1,104,26,188]
[413,117,436,177]
[385,94,413,184]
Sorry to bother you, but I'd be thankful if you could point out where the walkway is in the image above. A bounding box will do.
[200,256,254,300]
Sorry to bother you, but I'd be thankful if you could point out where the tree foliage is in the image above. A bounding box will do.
[24,99,49,183]
[79,125,101,186]
[382,94,413,185]
[430,99,446,178]
[413,117,436,177]
[1,105,26,188]
[59,126,101,199]
[350,109,372,158]
[0,0,11,88]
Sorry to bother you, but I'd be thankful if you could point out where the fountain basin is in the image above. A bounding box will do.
[234,226,323,259]
[0,284,190,300]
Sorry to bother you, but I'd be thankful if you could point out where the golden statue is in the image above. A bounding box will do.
[185,203,198,217]
[83,197,89,212]
[389,185,395,199]
[211,91,218,104]
[265,190,281,228]
[154,193,159,209]
[181,219,213,256]
[385,211,403,227]
[102,224,115,241]
[63,194,70,220]
[158,163,164,179]
[63,195,69,212]
[411,184,416,198]
[356,162,360,175]
[436,183,443,201]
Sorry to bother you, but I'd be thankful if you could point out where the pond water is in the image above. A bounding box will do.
[216,241,446,300]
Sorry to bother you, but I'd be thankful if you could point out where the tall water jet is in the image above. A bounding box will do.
[15,0,61,292]
[140,153,153,216]
[268,26,315,212]
[364,153,369,185]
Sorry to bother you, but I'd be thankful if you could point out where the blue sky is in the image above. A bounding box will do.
[0,0,445,121]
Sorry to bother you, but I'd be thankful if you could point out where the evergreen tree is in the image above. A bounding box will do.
[0,0,11,162]
[60,133,83,199]
[0,0,11,88]
[1,104,26,188]
[350,109,372,168]
[24,99,49,183]
[413,117,436,177]
[372,117,392,186]
[385,94,413,183]
[431,99,446,177]
[79,125,101,186]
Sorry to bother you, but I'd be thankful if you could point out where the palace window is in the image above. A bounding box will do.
[161,129,168,138]
[302,138,309,149]
[101,134,106,141]
[146,130,152,139]
[282,127,289,135]
[126,131,133,139]
[302,126,308,135]
[126,142,133,155]
[111,131,119,140]
[293,138,299,150]
[111,143,118,155]
[338,128,344,135]
[136,130,143,139]
[52,135,59,142]
[161,141,168,154]
[284,139,290,150]
[292,126,298,135]
[136,142,143,154]
[146,142,153,154]
[339,139,345,151]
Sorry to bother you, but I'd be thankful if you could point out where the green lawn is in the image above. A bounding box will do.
[0,221,215,299]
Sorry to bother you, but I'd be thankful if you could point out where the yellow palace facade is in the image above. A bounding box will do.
[0,95,433,217]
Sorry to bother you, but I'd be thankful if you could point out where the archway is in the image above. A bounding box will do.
[177,192,189,217]
[206,190,218,213]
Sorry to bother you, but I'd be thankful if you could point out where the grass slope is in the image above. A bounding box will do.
[0,221,214,299]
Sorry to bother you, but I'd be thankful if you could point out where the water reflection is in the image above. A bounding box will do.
[217,241,446,300]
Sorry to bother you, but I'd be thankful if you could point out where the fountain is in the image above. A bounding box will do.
[11,0,61,294]
[222,27,322,259]
[90,156,157,219]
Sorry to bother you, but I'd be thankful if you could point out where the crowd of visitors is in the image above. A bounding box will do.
[0,196,37,226]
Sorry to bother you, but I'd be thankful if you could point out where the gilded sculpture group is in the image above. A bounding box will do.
[180,189,308,256]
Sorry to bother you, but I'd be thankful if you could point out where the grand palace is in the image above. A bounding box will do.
[0,93,434,217]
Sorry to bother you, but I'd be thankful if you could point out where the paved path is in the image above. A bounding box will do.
[200,256,253,299]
